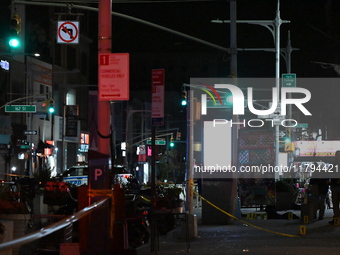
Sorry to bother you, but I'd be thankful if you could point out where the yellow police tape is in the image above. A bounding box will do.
[140,195,151,203]
[5,173,30,178]
[191,188,301,238]
[88,189,113,197]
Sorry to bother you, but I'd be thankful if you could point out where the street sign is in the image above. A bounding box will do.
[98,53,130,101]
[152,69,165,126]
[296,123,308,128]
[24,130,37,135]
[57,21,79,44]
[146,139,166,145]
[269,103,284,118]
[5,105,36,113]
[279,130,288,138]
[282,73,296,87]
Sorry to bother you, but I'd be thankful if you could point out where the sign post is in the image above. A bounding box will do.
[150,69,165,252]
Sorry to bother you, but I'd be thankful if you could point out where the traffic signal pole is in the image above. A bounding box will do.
[274,1,282,169]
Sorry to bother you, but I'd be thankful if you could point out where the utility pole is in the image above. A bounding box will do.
[212,0,288,171]
[87,0,112,254]
[228,0,238,225]
[274,0,282,169]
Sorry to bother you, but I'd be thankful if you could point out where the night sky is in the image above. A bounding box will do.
[107,0,340,76]
[105,0,340,133]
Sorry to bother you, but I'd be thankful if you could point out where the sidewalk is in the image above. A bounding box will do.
[137,207,340,255]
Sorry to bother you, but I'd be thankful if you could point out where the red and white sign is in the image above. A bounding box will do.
[138,145,146,155]
[98,53,130,101]
[152,69,164,126]
[57,21,79,44]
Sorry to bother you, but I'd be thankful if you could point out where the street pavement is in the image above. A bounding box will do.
[137,207,340,255]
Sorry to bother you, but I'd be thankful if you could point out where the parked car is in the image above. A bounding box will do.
[62,164,129,187]
[62,165,88,186]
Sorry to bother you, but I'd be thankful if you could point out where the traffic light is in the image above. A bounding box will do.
[279,131,293,152]
[8,14,21,48]
[41,99,55,113]
[48,99,55,113]
[41,100,48,112]
[176,131,181,140]
[170,138,175,148]
[284,142,295,152]
[181,90,187,106]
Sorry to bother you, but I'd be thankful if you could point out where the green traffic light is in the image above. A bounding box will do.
[48,107,55,113]
[170,138,175,147]
[8,14,21,49]
[284,137,291,143]
[48,99,55,114]
[9,38,20,48]
[181,90,187,106]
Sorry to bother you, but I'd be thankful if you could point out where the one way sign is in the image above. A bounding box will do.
[279,130,288,138]
[24,130,37,135]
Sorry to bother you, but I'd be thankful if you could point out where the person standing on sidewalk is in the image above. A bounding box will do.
[329,150,340,224]
[309,164,329,220]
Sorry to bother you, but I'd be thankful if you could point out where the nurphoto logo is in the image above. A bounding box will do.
[200,84,312,128]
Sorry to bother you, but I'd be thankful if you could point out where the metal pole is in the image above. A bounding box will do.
[285,31,293,120]
[150,125,157,252]
[229,0,238,225]
[284,31,295,166]
[87,1,112,254]
[61,88,66,172]
[230,0,237,79]
[27,68,33,177]
[97,3,112,155]
[187,89,194,215]
[275,0,282,168]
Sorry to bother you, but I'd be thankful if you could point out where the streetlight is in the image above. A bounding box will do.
[211,0,291,169]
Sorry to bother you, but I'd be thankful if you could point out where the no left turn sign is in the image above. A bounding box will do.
[57,21,79,44]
